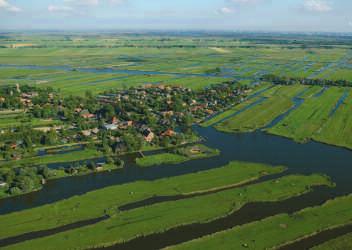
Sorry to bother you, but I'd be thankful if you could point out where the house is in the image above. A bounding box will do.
[119,121,133,129]
[111,116,118,124]
[161,111,174,117]
[80,110,95,119]
[81,130,92,137]
[161,129,176,137]
[91,128,100,134]
[143,130,155,143]
[96,162,105,172]
[104,124,118,131]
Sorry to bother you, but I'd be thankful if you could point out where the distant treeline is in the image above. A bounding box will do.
[261,74,352,87]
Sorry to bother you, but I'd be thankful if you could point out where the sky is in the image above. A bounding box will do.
[1,0,352,32]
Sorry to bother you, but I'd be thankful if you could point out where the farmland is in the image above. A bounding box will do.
[2,174,331,250]
[0,32,352,250]
[0,161,285,241]
[170,195,352,250]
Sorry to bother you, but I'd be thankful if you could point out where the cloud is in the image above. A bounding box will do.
[48,5,74,13]
[218,7,235,14]
[0,0,21,12]
[63,0,126,6]
[48,0,127,14]
[63,0,99,6]
[303,0,332,12]
[230,0,260,4]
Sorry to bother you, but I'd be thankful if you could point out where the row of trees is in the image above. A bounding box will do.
[261,74,352,87]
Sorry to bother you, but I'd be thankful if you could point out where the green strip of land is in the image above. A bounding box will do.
[215,85,307,133]
[200,83,272,127]
[268,87,346,143]
[0,148,103,168]
[0,161,284,240]
[136,153,189,167]
[136,145,220,167]
[312,232,352,250]
[312,90,352,149]
[4,174,332,250]
[169,195,352,250]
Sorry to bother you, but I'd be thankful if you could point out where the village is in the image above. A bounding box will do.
[0,80,249,197]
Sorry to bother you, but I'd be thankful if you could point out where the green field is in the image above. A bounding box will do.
[136,145,220,167]
[215,84,307,133]
[169,195,352,250]
[0,161,284,240]
[312,90,352,149]
[268,87,346,143]
[0,148,103,168]
[200,83,272,127]
[1,33,352,250]
[1,34,352,96]
[3,174,331,250]
[312,232,352,250]
[136,153,189,167]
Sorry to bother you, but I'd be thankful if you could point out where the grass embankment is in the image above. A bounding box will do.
[312,232,352,250]
[313,90,352,150]
[0,161,284,240]
[3,174,333,250]
[0,148,103,168]
[169,194,352,250]
[136,153,188,167]
[136,144,219,167]
[268,87,346,143]
[215,85,307,133]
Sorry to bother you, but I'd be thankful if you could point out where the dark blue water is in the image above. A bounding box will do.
[0,126,352,215]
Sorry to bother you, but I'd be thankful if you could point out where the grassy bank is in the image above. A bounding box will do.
[169,195,352,250]
[0,161,284,240]
[136,144,220,167]
[312,232,352,250]
[136,153,188,167]
[3,174,333,250]
[0,148,103,168]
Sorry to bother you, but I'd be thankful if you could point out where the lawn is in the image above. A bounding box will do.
[136,153,189,167]
[136,145,220,167]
